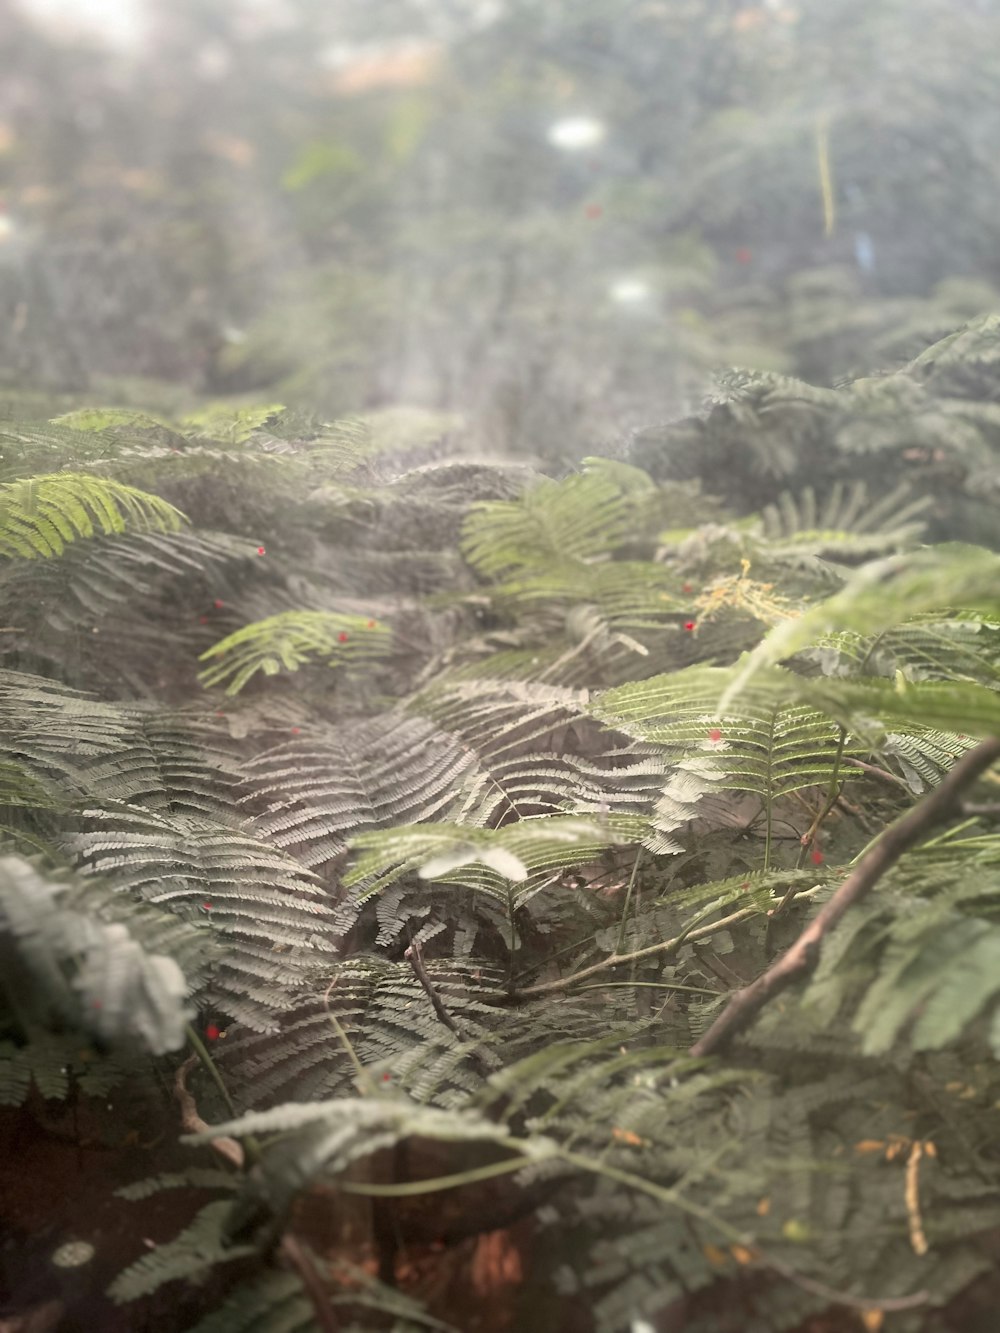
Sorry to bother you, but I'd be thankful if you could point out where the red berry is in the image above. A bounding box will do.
[682,583,693,594]
[382,1072,391,1082]
[367,620,376,629]
[338,631,349,643]
[213,599,224,610]
[684,621,696,632]
[202,901,212,911]
[256,546,266,555]
[198,615,208,624]
[290,726,301,735]
[811,849,823,865]
[205,1024,221,1042]
[709,728,722,742]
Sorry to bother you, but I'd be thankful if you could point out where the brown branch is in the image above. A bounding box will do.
[279,1235,341,1333]
[405,938,461,1034]
[690,736,1000,1059]
[512,905,759,999]
[174,1055,244,1168]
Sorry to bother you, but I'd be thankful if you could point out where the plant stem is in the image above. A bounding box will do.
[795,725,847,869]
[690,736,1000,1058]
[512,904,760,999]
[615,848,644,955]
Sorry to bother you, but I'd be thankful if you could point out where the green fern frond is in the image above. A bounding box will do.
[883,728,980,793]
[460,459,656,580]
[68,805,336,1029]
[0,473,185,559]
[199,611,393,695]
[804,613,1000,686]
[722,546,1000,706]
[756,481,930,568]
[345,814,648,902]
[0,529,261,640]
[185,1255,458,1333]
[182,1271,312,1333]
[592,666,856,796]
[178,403,287,444]
[242,713,476,869]
[108,1200,257,1303]
[0,673,248,819]
[806,834,1000,1058]
[741,669,1000,744]
[51,406,179,436]
[218,957,508,1107]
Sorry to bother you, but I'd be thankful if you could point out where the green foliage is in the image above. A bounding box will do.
[178,404,288,444]
[0,473,185,558]
[108,1201,257,1303]
[723,545,1000,706]
[5,320,1000,1331]
[8,0,1000,1322]
[805,832,1000,1057]
[51,407,176,434]
[199,611,393,695]
[345,813,646,900]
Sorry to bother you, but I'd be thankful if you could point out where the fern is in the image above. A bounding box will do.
[241,713,477,870]
[805,833,1000,1058]
[68,805,337,1029]
[460,459,658,580]
[345,814,648,903]
[6,317,1000,1332]
[108,1200,257,1303]
[723,545,1000,706]
[199,611,393,695]
[0,473,185,558]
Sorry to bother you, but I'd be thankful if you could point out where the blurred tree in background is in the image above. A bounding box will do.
[2,0,1000,449]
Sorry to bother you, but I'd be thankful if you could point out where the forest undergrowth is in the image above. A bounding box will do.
[5,317,1000,1332]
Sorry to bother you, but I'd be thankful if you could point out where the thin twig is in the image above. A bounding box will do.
[841,756,911,790]
[615,848,644,955]
[760,1251,928,1313]
[279,1235,341,1333]
[690,736,1000,1058]
[185,1024,238,1117]
[512,905,759,999]
[405,938,461,1035]
[174,1055,244,1168]
[795,725,847,868]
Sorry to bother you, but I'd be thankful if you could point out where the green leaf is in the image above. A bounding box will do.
[199,611,393,695]
[722,546,1000,708]
[0,474,185,559]
[178,403,286,444]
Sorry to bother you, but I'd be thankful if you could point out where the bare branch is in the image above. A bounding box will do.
[405,938,461,1035]
[279,1235,341,1333]
[174,1055,244,1169]
[512,905,759,999]
[690,737,1000,1059]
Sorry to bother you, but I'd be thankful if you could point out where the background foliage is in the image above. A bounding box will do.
[4,3,1000,1332]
